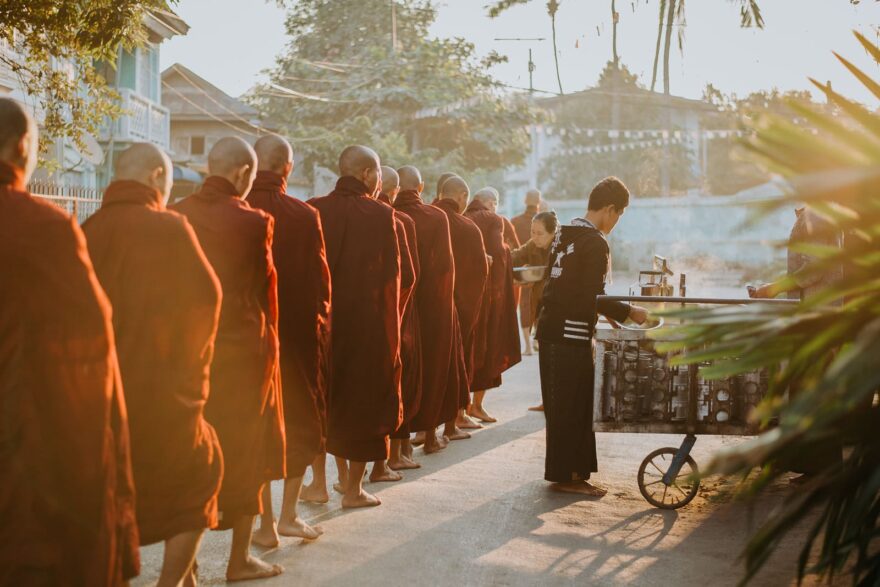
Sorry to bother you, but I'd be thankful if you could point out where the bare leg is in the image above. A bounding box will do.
[370,460,403,482]
[333,457,349,494]
[225,514,283,582]
[389,438,420,470]
[468,390,497,423]
[157,529,204,587]
[341,461,381,508]
[456,408,482,430]
[423,429,446,454]
[251,484,280,548]
[300,453,330,504]
[277,475,323,540]
[522,327,534,355]
[443,419,470,441]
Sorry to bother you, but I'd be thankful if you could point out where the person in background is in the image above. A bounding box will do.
[750,206,844,483]
[511,211,559,411]
[535,177,647,497]
[511,189,542,355]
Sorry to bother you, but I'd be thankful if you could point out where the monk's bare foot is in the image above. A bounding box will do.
[550,481,607,497]
[423,434,446,454]
[251,519,280,548]
[388,455,421,470]
[456,413,483,429]
[469,406,497,423]
[444,426,471,441]
[332,482,345,495]
[277,517,324,540]
[369,463,403,483]
[412,431,426,447]
[528,404,545,412]
[300,482,330,504]
[183,560,198,587]
[342,490,381,509]
[226,555,283,582]
[523,348,534,356]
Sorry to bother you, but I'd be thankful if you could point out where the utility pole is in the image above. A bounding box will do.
[494,38,546,95]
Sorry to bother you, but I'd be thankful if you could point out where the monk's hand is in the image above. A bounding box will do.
[754,283,777,299]
[629,305,648,325]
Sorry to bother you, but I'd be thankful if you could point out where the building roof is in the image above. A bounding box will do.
[162,63,261,123]
[538,85,717,113]
[145,8,189,41]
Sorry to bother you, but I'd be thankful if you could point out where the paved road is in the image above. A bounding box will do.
[135,354,819,586]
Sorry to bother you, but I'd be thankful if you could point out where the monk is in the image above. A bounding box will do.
[0,97,139,585]
[512,189,542,355]
[393,166,459,454]
[82,143,223,586]
[434,176,490,436]
[309,146,402,508]
[245,135,331,544]
[376,165,423,474]
[172,137,285,581]
[465,187,523,423]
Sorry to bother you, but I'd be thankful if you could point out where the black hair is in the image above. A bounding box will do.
[533,211,558,233]
[587,176,629,212]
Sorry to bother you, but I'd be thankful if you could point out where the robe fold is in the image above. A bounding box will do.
[465,199,522,390]
[393,190,458,429]
[309,177,402,462]
[0,162,140,585]
[502,216,522,307]
[246,171,331,477]
[378,192,423,437]
[433,198,489,399]
[512,206,538,328]
[172,176,285,524]
[83,180,224,545]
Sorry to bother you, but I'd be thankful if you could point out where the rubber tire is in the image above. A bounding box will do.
[637,446,700,509]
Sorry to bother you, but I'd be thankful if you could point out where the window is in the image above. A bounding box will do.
[190,136,205,156]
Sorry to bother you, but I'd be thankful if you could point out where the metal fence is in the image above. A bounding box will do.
[27,181,103,222]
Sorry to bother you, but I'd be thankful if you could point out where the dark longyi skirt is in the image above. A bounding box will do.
[538,341,597,483]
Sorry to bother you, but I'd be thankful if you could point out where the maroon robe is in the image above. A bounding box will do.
[379,192,423,437]
[246,171,331,477]
[83,180,223,545]
[465,200,522,390]
[309,177,402,462]
[512,206,538,328]
[172,176,285,524]
[393,190,458,429]
[433,198,489,399]
[0,162,140,584]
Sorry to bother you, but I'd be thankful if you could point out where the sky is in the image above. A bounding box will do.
[160,0,880,104]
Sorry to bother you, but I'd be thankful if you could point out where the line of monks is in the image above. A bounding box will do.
[0,98,525,586]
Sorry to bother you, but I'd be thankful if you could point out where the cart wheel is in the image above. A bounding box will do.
[637,447,700,509]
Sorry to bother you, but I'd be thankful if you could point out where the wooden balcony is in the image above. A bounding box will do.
[102,88,171,150]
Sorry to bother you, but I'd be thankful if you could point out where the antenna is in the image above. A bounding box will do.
[494,37,546,94]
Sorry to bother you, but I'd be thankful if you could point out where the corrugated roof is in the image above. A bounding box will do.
[161,63,260,121]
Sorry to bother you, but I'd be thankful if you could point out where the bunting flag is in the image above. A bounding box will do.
[542,126,750,139]
[559,136,702,156]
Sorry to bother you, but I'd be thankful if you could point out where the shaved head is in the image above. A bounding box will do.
[208,137,257,196]
[380,165,399,193]
[440,176,468,199]
[114,143,173,201]
[525,189,542,206]
[339,145,381,193]
[0,98,39,182]
[473,186,500,213]
[435,172,458,198]
[397,165,423,192]
[254,134,293,176]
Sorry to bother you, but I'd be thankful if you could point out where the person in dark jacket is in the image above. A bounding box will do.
[535,177,647,497]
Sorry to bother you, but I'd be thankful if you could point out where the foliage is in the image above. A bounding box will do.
[0,1,173,163]
[656,31,880,585]
[253,0,539,186]
[540,61,697,198]
[700,85,835,195]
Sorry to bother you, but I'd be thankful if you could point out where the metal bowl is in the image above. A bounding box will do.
[513,266,545,283]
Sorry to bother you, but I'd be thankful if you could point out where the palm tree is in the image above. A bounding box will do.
[547,0,564,94]
[650,0,666,92]
[658,31,880,584]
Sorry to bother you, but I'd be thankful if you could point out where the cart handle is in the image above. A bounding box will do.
[598,295,799,306]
